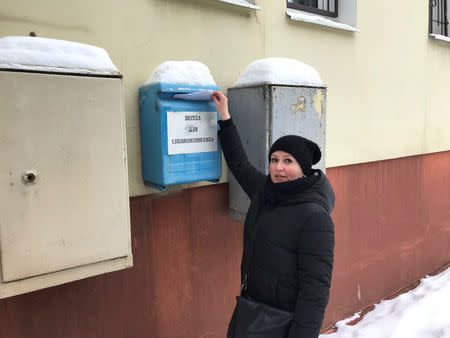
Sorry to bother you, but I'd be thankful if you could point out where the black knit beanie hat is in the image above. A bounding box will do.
[268,135,321,173]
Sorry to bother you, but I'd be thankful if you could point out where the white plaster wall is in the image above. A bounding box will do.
[264,0,450,167]
[1,0,449,196]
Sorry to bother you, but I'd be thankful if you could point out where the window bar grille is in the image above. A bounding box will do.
[430,0,449,36]
[287,0,338,18]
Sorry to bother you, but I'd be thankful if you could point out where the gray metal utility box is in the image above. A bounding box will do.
[227,84,327,222]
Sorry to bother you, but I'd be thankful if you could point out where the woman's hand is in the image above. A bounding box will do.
[211,91,231,121]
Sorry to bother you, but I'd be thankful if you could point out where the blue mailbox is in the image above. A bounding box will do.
[139,83,222,190]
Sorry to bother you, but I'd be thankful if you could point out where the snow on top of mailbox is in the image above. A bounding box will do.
[232,57,324,88]
[0,36,120,75]
[145,61,217,86]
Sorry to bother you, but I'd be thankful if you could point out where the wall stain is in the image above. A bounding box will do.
[0,14,89,32]
[291,96,306,120]
[313,89,324,117]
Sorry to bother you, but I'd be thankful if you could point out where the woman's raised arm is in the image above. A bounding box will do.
[211,91,265,199]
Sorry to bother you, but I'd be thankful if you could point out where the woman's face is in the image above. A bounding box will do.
[269,150,304,183]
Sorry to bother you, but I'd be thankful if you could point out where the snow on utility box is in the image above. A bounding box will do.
[228,58,327,222]
[139,61,221,190]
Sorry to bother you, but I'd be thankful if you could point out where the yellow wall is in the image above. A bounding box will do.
[1,0,449,196]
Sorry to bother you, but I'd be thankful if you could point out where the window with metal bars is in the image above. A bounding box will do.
[429,0,449,36]
[287,0,338,18]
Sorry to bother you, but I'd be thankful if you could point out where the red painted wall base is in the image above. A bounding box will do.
[324,150,450,327]
[0,151,448,337]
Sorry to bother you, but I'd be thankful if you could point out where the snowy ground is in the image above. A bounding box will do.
[320,266,450,338]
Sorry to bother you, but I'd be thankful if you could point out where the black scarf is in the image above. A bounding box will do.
[264,172,319,207]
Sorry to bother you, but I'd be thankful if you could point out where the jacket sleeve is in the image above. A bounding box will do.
[288,212,335,338]
[218,119,265,199]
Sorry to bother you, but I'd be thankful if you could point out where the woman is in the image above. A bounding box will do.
[211,91,335,338]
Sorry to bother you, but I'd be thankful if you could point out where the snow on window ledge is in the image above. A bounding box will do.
[429,34,450,43]
[218,0,261,10]
[286,8,359,32]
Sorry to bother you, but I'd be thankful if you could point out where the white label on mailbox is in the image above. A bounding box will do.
[167,111,218,155]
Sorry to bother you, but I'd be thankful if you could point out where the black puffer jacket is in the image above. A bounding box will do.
[219,119,335,338]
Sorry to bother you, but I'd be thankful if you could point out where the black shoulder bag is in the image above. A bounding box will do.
[230,218,294,338]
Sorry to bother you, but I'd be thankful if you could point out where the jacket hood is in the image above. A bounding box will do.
[303,169,335,213]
